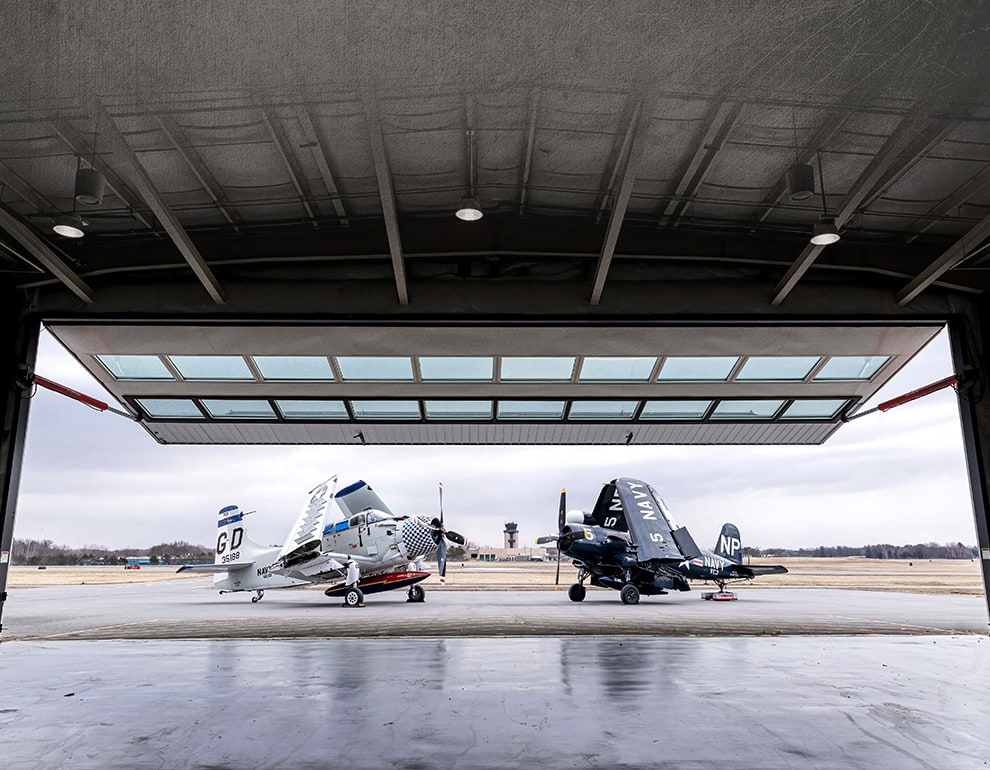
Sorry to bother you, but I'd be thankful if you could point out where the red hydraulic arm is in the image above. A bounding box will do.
[842,374,959,422]
[29,374,139,421]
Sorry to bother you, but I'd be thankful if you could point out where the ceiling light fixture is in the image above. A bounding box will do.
[455,128,483,221]
[810,152,840,246]
[786,108,815,202]
[455,195,483,221]
[810,216,840,246]
[52,213,86,238]
[74,166,106,206]
[786,163,814,201]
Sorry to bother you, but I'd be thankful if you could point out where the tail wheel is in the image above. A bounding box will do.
[407,585,425,603]
[568,583,586,602]
[343,587,364,607]
[620,584,640,605]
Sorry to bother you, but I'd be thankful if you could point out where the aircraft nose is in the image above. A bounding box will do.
[401,518,438,559]
[558,525,584,551]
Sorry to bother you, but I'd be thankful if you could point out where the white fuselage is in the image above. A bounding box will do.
[275,510,439,583]
[214,545,309,592]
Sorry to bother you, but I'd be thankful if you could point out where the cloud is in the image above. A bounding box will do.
[12,328,978,551]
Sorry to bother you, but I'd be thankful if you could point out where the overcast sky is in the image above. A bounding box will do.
[11,326,977,552]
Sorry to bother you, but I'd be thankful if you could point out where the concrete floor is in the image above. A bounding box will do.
[1,582,988,768]
[2,578,987,639]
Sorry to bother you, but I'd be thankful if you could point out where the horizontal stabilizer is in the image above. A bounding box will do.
[730,564,789,579]
[177,563,254,573]
[670,526,702,560]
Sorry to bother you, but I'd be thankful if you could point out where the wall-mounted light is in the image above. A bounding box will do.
[52,213,87,238]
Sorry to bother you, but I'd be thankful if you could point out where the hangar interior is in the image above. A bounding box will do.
[1,2,989,621]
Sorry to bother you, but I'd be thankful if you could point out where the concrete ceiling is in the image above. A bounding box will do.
[0,3,985,444]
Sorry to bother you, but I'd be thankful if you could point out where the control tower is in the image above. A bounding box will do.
[503,522,519,549]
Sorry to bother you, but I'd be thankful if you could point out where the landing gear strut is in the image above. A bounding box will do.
[251,590,264,603]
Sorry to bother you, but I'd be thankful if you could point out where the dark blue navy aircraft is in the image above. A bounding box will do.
[540,477,788,604]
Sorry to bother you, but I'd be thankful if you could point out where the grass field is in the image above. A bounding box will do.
[6,557,985,595]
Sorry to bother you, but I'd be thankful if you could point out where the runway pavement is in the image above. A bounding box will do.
[2,577,987,639]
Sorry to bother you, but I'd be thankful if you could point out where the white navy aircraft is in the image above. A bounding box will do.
[178,477,465,607]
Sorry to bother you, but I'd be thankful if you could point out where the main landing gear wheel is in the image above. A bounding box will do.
[251,590,264,603]
[568,584,586,602]
[620,584,640,605]
[407,585,425,603]
[343,587,365,607]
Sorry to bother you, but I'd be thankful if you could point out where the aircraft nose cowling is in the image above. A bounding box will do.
[558,525,586,552]
[401,518,438,559]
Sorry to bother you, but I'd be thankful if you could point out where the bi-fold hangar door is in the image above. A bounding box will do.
[47,321,942,446]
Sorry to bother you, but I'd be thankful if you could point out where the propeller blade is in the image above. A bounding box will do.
[535,535,557,545]
[437,535,447,583]
[438,481,444,529]
[444,530,466,545]
[555,488,566,586]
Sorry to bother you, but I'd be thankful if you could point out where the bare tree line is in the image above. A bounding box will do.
[744,543,977,559]
[10,538,212,566]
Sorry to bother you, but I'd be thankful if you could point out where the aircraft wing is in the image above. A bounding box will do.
[334,479,393,517]
[276,475,337,562]
[613,477,686,562]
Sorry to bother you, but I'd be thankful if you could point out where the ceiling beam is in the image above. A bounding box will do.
[518,89,540,216]
[897,210,990,305]
[50,120,155,231]
[855,119,958,214]
[364,98,408,305]
[904,164,990,243]
[156,114,243,232]
[590,101,648,305]
[260,107,318,224]
[299,108,350,226]
[0,205,94,302]
[0,160,55,213]
[595,97,642,225]
[658,101,742,227]
[95,104,225,304]
[771,113,940,305]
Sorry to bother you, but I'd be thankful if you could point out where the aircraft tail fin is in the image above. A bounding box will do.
[207,505,271,569]
[714,523,743,564]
